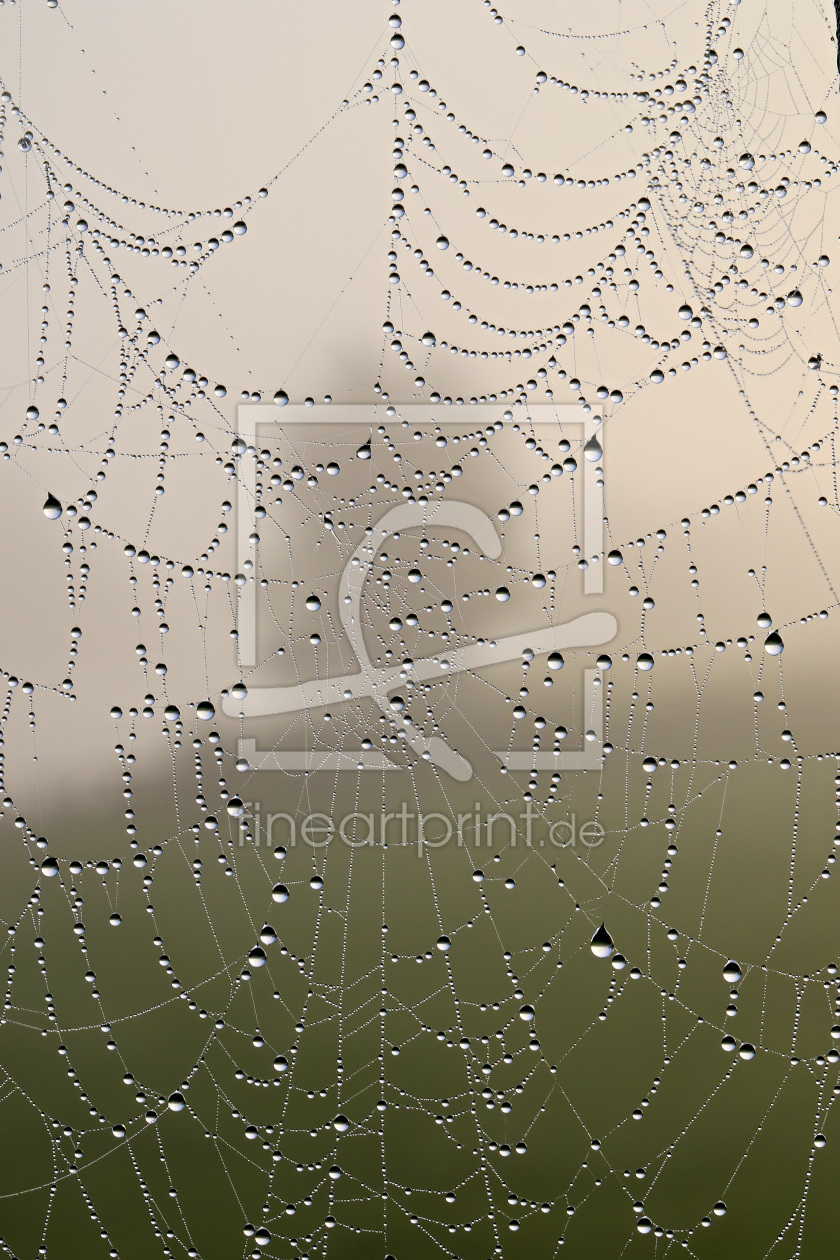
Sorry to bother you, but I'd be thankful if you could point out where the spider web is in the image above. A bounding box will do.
[0,0,839,1257]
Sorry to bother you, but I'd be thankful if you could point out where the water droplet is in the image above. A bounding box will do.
[519,1004,535,1021]
[168,1092,186,1112]
[274,390,289,406]
[637,653,654,671]
[40,857,59,877]
[739,153,755,169]
[547,652,564,670]
[590,924,614,959]
[495,587,510,601]
[272,884,289,903]
[764,631,784,656]
[248,947,267,968]
[227,797,244,817]
[436,936,451,951]
[43,493,62,520]
[723,960,742,983]
[583,434,602,462]
[305,595,321,611]
[436,235,449,250]
[197,700,216,720]
[333,1115,350,1132]
[739,1043,755,1060]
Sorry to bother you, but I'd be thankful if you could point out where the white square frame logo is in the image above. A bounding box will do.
[224,404,616,778]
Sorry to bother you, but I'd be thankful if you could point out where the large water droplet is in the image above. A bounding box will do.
[764,631,784,656]
[43,493,62,520]
[590,923,614,959]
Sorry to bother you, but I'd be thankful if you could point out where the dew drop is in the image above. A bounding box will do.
[590,923,615,959]
[43,493,62,520]
[764,631,784,656]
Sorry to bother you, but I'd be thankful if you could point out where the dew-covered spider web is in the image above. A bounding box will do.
[1,0,840,1257]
